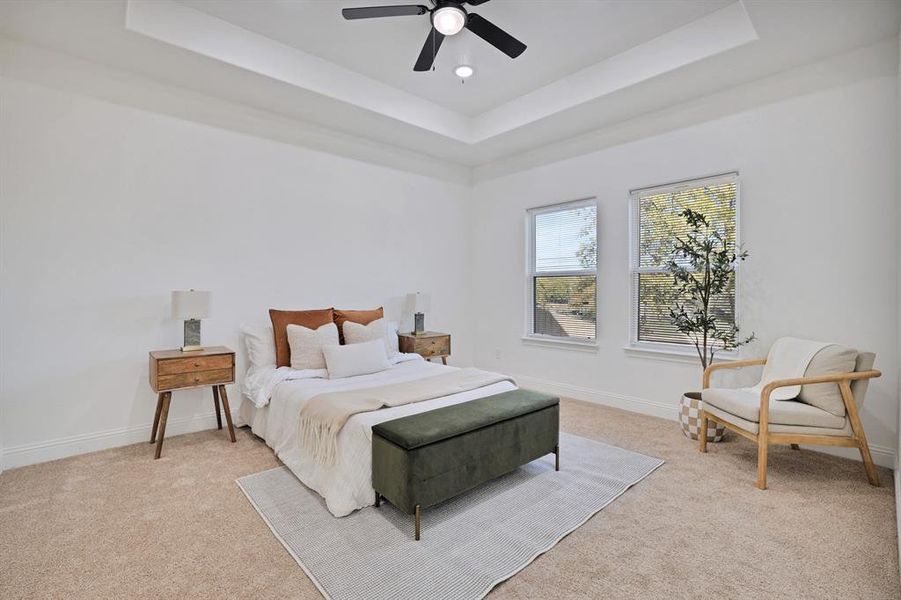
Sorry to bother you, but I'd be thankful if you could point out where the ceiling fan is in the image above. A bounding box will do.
[341,1,527,72]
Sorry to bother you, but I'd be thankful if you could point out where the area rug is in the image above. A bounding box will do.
[236,432,663,600]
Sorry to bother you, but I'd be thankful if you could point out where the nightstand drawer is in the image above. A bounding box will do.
[401,335,450,357]
[157,354,233,376]
[156,368,233,391]
[418,336,450,357]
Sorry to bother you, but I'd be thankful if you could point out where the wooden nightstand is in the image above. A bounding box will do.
[398,332,451,365]
[148,346,236,459]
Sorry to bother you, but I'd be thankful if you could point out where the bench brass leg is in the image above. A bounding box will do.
[414,505,421,541]
[555,445,560,471]
[374,492,381,507]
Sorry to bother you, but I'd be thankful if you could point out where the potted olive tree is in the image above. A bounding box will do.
[668,208,754,442]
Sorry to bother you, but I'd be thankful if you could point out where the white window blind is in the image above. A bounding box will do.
[527,199,597,341]
[629,174,739,349]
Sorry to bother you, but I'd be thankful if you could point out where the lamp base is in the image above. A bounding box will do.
[413,312,425,335]
[183,318,203,351]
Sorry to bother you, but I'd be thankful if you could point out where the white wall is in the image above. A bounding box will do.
[471,75,899,466]
[1,67,899,473]
[0,77,474,468]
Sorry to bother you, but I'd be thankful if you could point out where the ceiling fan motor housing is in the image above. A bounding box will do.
[431,1,468,36]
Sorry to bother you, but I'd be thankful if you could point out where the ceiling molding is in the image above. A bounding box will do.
[472,38,899,183]
[124,0,758,144]
[470,2,758,142]
[0,37,472,185]
[125,0,471,142]
[0,2,898,186]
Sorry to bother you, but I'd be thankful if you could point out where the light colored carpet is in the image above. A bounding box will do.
[237,433,663,600]
[0,399,897,599]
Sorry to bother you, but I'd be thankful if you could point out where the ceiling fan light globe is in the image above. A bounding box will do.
[454,64,474,78]
[432,6,466,36]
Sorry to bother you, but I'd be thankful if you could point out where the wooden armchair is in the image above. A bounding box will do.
[699,353,881,490]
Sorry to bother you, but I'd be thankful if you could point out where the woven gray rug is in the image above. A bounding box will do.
[237,433,663,600]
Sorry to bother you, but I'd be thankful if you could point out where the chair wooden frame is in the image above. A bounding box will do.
[699,358,881,490]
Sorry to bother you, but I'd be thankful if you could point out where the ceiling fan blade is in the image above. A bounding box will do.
[414,28,445,71]
[465,13,526,58]
[342,5,428,20]
[465,0,492,5]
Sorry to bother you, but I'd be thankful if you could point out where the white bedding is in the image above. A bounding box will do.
[240,358,517,517]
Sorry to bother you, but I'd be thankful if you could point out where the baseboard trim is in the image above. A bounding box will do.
[514,374,677,422]
[513,373,896,469]
[1,410,238,470]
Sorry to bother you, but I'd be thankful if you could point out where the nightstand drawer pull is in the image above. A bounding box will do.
[158,355,233,376]
[156,368,233,391]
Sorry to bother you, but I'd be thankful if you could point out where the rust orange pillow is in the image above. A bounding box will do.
[334,307,384,344]
[269,308,335,368]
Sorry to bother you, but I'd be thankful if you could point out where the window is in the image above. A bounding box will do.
[629,173,739,351]
[527,199,598,342]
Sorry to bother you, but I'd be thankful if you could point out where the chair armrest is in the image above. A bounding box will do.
[760,369,882,398]
[758,370,881,426]
[702,358,767,389]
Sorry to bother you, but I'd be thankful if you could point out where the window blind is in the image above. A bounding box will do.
[528,201,597,341]
[629,176,739,347]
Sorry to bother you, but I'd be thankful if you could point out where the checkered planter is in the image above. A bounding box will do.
[680,392,725,442]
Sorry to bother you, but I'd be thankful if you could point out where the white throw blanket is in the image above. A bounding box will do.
[746,337,832,400]
[298,368,516,465]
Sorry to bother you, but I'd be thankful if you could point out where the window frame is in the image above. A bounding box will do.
[627,172,742,358]
[524,197,599,347]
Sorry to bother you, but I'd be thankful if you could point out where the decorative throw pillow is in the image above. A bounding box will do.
[797,345,858,416]
[242,325,277,369]
[334,307,384,344]
[269,308,334,367]
[342,318,399,359]
[286,322,339,371]
[322,339,390,379]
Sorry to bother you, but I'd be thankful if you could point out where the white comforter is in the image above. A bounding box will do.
[244,359,517,517]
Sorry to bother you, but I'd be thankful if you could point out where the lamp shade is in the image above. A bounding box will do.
[407,292,431,313]
[171,290,211,320]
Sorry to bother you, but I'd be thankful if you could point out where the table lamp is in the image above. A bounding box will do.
[407,292,431,335]
[172,290,211,352]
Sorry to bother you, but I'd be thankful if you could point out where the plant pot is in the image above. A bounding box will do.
[680,392,725,442]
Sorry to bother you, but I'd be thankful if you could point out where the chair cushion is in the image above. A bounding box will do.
[798,345,857,416]
[702,388,846,429]
[703,404,850,436]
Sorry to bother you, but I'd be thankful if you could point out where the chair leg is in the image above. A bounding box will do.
[840,381,880,487]
[699,411,709,453]
[857,441,880,487]
[414,505,421,541]
[374,491,381,507]
[756,436,768,490]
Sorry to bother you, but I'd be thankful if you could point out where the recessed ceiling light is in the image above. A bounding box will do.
[454,65,474,79]
[432,6,466,36]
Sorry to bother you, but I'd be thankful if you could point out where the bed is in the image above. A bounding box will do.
[239,357,517,517]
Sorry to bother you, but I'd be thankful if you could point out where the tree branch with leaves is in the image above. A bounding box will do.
[666,208,754,369]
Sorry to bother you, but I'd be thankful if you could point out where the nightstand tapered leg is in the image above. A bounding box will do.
[441,356,447,365]
[218,385,236,443]
[150,393,164,443]
[154,392,171,459]
[212,386,222,430]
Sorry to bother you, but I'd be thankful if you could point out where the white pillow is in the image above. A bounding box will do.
[384,320,400,357]
[287,322,339,370]
[343,318,399,358]
[323,339,390,379]
[242,325,277,369]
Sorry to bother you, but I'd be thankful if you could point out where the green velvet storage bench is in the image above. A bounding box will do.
[371,389,560,540]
